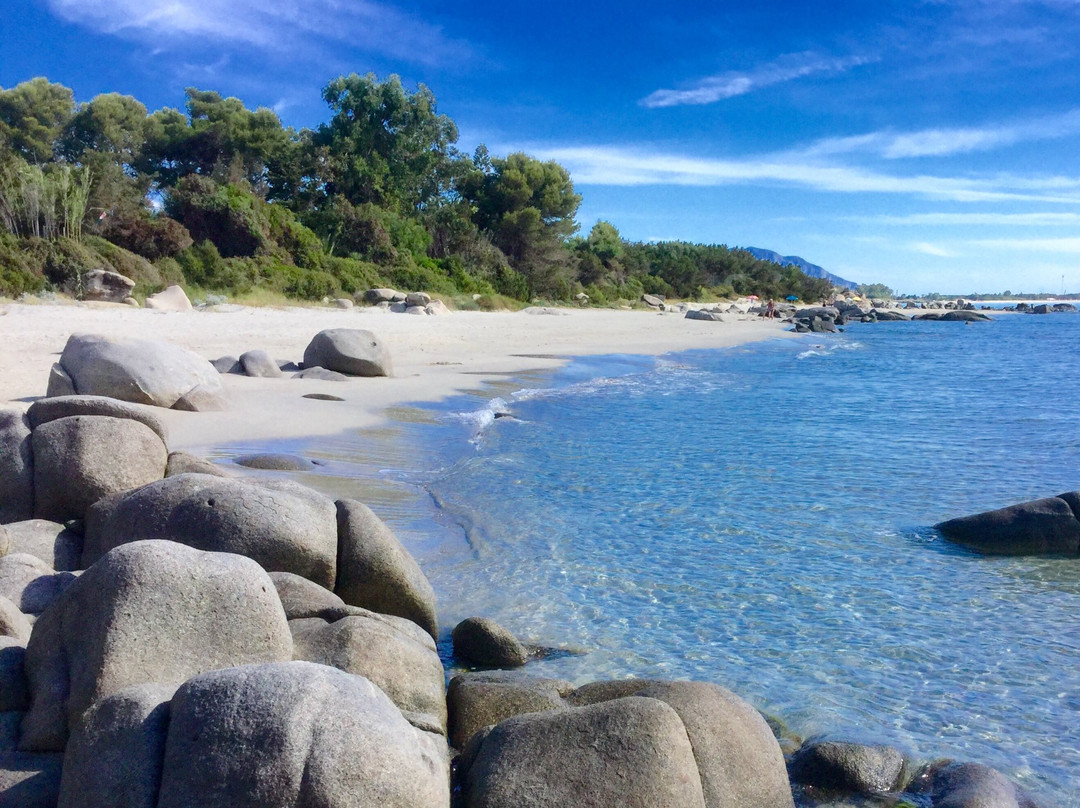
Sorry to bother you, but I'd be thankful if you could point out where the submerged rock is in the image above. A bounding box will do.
[906,761,1041,808]
[788,740,905,794]
[452,617,529,669]
[935,494,1080,556]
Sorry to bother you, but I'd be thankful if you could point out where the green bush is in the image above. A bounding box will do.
[0,233,47,296]
[323,256,383,295]
[491,264,529,300]
[175,240,256,294]
[262,263,339,299]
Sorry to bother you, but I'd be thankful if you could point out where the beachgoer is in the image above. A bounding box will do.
[766,299,776,318]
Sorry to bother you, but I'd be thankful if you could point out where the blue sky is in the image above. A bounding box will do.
[5,0,1080,293]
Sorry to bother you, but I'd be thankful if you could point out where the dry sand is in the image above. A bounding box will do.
[0,300,794,451]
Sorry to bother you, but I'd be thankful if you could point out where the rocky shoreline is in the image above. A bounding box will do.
[0,327,1052,807]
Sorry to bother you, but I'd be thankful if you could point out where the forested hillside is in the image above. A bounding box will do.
[0,75,837,304]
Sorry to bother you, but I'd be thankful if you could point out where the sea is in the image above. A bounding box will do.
[215,312,1080,806]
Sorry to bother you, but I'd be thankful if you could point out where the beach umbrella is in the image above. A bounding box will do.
[786,295,799,301]
[747,294,759,300]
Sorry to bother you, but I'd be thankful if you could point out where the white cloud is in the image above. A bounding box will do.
[43,0,468,65]
[974,237,1080,252]
[860,212,1080,226]
[640,52,875,109]
[529,144,1080,203]
[798,109,1080,159]
[911,242,957,257]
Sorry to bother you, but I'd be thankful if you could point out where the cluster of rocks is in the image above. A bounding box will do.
[790,304,992,332]
[936,491,1080,556]
[44,330,391,405]
[362,288,451,316]
[81,272,194,313]
[211,328,393,384]
[792,306,844,333]
[0,334,1049,807]
[1008,302,1077,314]
[900,298,979,311]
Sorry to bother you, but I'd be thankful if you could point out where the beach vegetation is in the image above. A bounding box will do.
[856,282,895,299]
[0,74,857,306]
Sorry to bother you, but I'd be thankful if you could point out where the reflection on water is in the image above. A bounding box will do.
[205,315,1079,807]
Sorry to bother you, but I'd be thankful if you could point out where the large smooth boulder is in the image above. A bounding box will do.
[157,662,449,808]
[335,500,437,638]
[27,395,168,444]
[32,415,168,522]
[941,310,991,321]
[907,761,1039,808]
[20,540,292,751]
[0,411,33,524]
[57,683,176,808]
[557,679,794,808]
[462,697,708,808]
[48,333,226,411]
[566,680,793,808]
[452,617,528,668]
[82,269,135,303]
[447,672,572,750]
[788,740,905,794]
[144,285,192,312]
[935,495,1080,555]
[291,611,447,734]
[238,349,283,378]
[303,329,392,377]
[83,474,338,588]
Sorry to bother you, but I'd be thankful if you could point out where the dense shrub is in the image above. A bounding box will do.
[322,256,383,295]
[175,240,256,293]
[0,233,47,296]
[102,213,193,259]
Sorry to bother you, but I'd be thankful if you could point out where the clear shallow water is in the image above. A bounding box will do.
[221,314,1080,806]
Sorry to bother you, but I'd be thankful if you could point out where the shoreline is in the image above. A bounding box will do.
[1,300,1070,805]
[0,301,795,450]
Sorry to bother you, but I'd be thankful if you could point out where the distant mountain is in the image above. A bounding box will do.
[744,247,858,290]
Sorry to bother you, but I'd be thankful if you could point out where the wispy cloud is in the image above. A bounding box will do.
[43,0,470,66]
[531,144,1080,203]
[640,52,875,109]
[798,109,1080,159]
[860,212,1080,226]
[911,242,957,257]
[975,236,1080,252]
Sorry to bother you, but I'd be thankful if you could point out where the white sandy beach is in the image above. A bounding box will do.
[0,301,794,451]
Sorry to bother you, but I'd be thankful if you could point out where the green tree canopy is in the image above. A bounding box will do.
[314,73,459,214]
[141,89,291,190]
[0,78,76,164]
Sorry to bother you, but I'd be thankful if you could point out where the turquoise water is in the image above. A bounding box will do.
[222,313,1080,805]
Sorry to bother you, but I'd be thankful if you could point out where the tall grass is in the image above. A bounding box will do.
[0,161,92,240]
